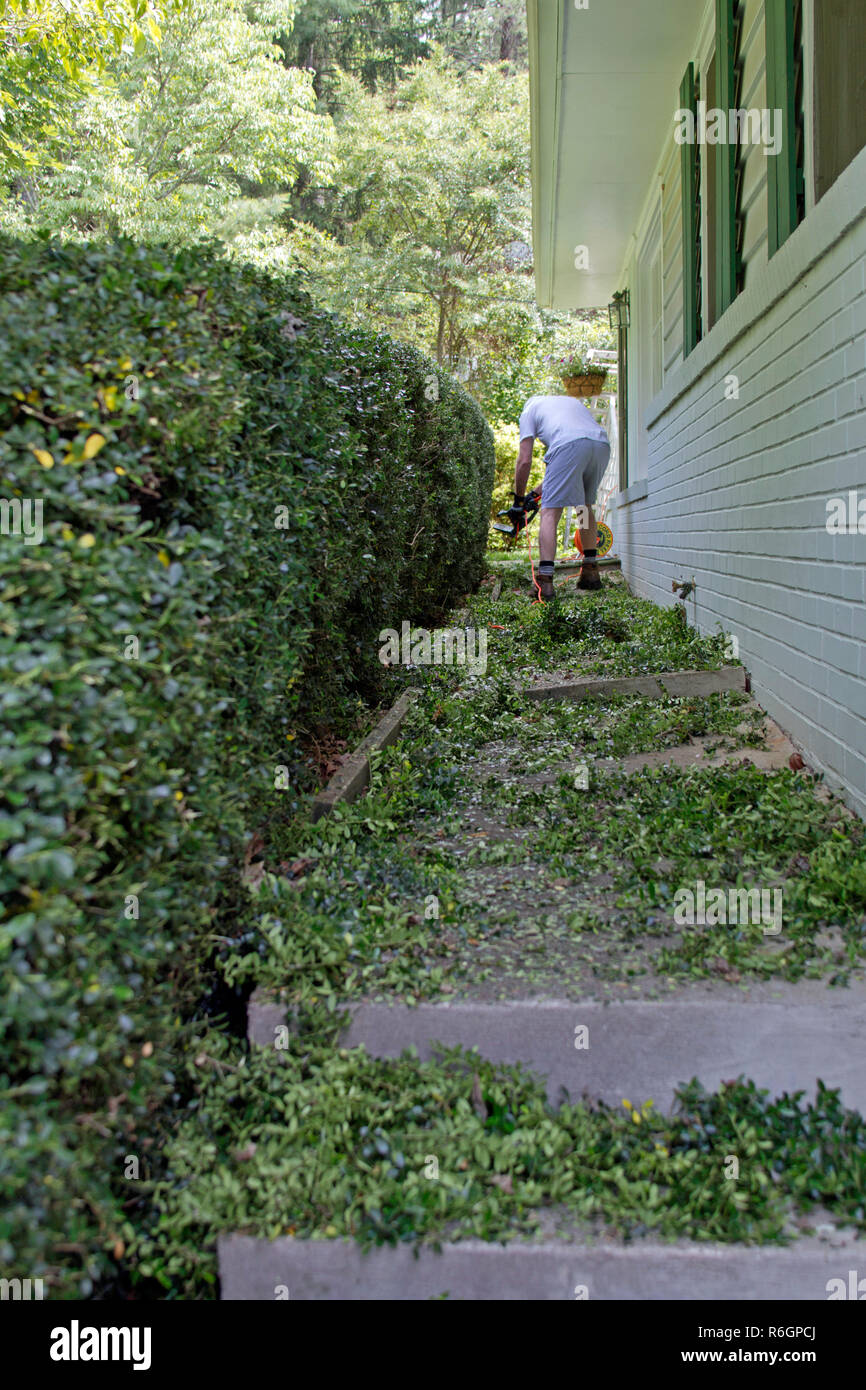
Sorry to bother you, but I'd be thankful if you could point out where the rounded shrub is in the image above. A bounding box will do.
[0,234,493,1295]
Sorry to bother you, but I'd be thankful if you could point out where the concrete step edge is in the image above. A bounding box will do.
[218,1231,866,1301]
[310,687,421,821]
[527,665,747,703]
[247,992,866,1112]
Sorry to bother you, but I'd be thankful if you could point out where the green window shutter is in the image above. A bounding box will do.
[715,0,739,315]
[679,62,702,356]
[766,0,805,256]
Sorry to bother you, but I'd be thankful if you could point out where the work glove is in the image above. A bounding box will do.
[493,486,541,538]
[506,493,529,531]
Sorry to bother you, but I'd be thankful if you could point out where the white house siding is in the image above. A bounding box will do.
[614,145,866,817]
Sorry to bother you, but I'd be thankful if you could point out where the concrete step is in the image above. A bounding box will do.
[219,1231,866,1301]
[248,983,866,1112]
[488,555,623,571]
[527,664,747,703]
[554,555,622,572]
[311,688,420,821]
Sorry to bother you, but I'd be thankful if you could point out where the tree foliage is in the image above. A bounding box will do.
[0,0,174,173]
[278,0,430,101]
[0,0,334,236]
[278,0,526,110]
[287,55,532,370]
[433,0,527,69]
[282,49,606,420]
[0,0,602,419]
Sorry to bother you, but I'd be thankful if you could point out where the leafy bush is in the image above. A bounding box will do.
[488,420,544,550]
[0,233,493,1296]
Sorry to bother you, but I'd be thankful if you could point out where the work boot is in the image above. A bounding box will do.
[577,560,602,591]
[537,572,555,602]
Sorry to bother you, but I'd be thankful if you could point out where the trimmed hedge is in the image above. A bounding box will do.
[488,419,544,550]
[0,234,493,1295]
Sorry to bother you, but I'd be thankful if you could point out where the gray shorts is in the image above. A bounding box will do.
[540,437,611,509]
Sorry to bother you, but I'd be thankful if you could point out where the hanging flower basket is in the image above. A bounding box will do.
[562,371,607,398]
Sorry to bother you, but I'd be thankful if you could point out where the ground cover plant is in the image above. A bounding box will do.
[133,1029,866,1298]
[5,320,864,1296]
[136,570,863,1300]
[478,564,736,676]
[226,576,865,1008]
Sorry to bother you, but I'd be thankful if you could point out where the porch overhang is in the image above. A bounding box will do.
[527,0,699,309]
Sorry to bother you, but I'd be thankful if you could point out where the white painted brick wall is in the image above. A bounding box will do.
[617,197,866,817]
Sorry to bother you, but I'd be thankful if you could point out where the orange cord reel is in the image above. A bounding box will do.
[573,519,613,558]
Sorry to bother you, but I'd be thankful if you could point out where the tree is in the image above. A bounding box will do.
[284,50,609,421]
[1,1,592,422]
[1,0,335,240]
[278,0,431,104]
[0,1,192,181]
[432,0,527,70]
[278,0,526,114]
[288,54,531,372]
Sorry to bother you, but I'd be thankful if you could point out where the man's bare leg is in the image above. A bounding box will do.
[538,506,562,563]
[577,504,598,554]
[536,506,562,600]
[577,502,602,591]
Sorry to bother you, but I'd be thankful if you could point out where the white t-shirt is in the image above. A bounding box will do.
[518,395,608,453]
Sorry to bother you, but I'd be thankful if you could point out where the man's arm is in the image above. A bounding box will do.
[514,435,534,499]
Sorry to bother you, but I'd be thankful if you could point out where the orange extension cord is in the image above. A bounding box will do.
[525,507,543,604]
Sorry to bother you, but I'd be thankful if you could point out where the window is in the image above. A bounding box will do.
[682,3,747,340]
[703,46,719,329]
[679,61,703,354]
[715,0,744,316]
[648,251,663,401]
[765,0,807,254]
[618,307,630,492]
[610,291,631,492]
[813,0,866,202]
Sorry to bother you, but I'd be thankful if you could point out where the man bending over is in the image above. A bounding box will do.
[511,394,611,600]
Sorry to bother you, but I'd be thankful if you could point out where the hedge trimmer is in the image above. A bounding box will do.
[492,485,542,539]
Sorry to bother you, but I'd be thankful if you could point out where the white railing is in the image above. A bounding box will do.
[587,348,619,521]
[596,392,619,523]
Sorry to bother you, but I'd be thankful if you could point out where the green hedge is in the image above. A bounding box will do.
[0,234,493,1295]
[488,420,545,550]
